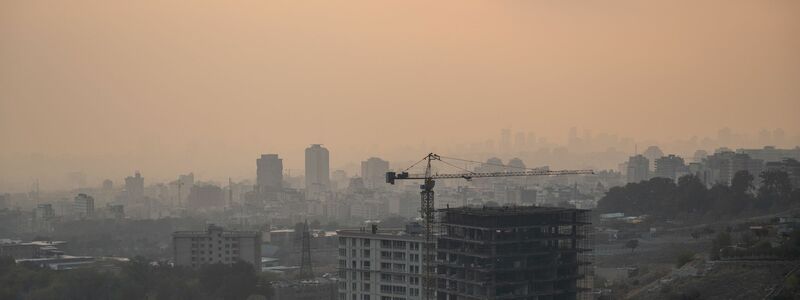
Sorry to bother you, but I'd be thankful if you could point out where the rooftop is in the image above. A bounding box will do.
[438,205,589,216]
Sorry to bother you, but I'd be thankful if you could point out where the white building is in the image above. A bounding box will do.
[337,226,433,300]
[73,193,95,218]
[172,224,261,268]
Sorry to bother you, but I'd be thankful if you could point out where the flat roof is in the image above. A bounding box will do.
[438,205,589,216]
[336,228,426,241]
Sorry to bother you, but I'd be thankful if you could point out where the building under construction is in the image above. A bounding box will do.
[436,206,592,300]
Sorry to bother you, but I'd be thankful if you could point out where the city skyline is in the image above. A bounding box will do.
[2,1,799,191]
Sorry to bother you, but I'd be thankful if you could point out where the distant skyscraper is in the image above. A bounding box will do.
[642,146,665,171]
[257,154,283,194]
[124,171,144,202]
[500,129,511,153]
[361,157,389,190]
[654,155,687,181]
[626,155,650,183]
[74,193,95,218]
[513,132,526,151]
[305,144,330,194]
[101,179,113,190]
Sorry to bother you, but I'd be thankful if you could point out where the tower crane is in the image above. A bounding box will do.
[386,153,594,300]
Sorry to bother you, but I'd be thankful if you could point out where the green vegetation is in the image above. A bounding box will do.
[597,169,800,220]
[0,256,274,300]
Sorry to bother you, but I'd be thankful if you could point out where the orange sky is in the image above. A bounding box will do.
[1,0,799,190]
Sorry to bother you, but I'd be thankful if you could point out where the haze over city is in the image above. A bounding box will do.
[2,0,799,191]
[2,2,800,299]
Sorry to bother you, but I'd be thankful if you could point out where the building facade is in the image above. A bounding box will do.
[73,193,95,218]
[258,154,284,194]
[173,224,261,268]
[306,144,331,194]
[337,226,433,300]
[653,155,686,181]
[436,206,592,300]
[361,157,390,190]
[626,155,649,183]
[125,171,145,201]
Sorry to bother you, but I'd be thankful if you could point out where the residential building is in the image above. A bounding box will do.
[737,146,800,163]
[436,206,592,300]
[626,155,649,183]
[258,154,284,194]
[172,224,261,268]
[124,171,144,201]
[73,193,95,218]
[361,157,390,190]
[337,225,434,300]
[187,185,223,210]
[306,144,331,195]
[653,155,686,181]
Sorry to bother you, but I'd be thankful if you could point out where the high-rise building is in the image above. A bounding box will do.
[436,206,592,300]
[500,129,512,154]
[653,155,687,181]
[337,225,432,300]
[124,171,144,202]
[704,151,764,185]
[361,157,390,190]
[305,144,330,194]
[187,185,223,209]
[257,154,284,194]
[73,193,95,218]
[626,155,650,183]
[737,146,800,163]
[172,224,261,268]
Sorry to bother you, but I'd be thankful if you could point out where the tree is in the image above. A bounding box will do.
[676,175,708,214]
[710,232,732,260]
[758,170,792,209]
[731,170,754,195]
[625,239,639,253]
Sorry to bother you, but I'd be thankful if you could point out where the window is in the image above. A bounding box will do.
[362,239,370,247]
[340,249,347,257]
[363,249,370,257]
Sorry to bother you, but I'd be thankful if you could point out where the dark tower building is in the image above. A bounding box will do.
[437,206,592,300]
[257,154,283,194]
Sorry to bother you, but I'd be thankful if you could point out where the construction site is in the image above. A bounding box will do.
[436,206,592,300]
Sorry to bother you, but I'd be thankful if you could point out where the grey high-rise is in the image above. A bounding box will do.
[257,154,283,194]
[305,144,330,194]
[626,155,650,183]
[361,157,389,190]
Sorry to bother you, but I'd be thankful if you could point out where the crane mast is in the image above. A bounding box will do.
[386,153,593,300]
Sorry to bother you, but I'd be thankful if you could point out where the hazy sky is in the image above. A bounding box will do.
[1,0,799,190]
